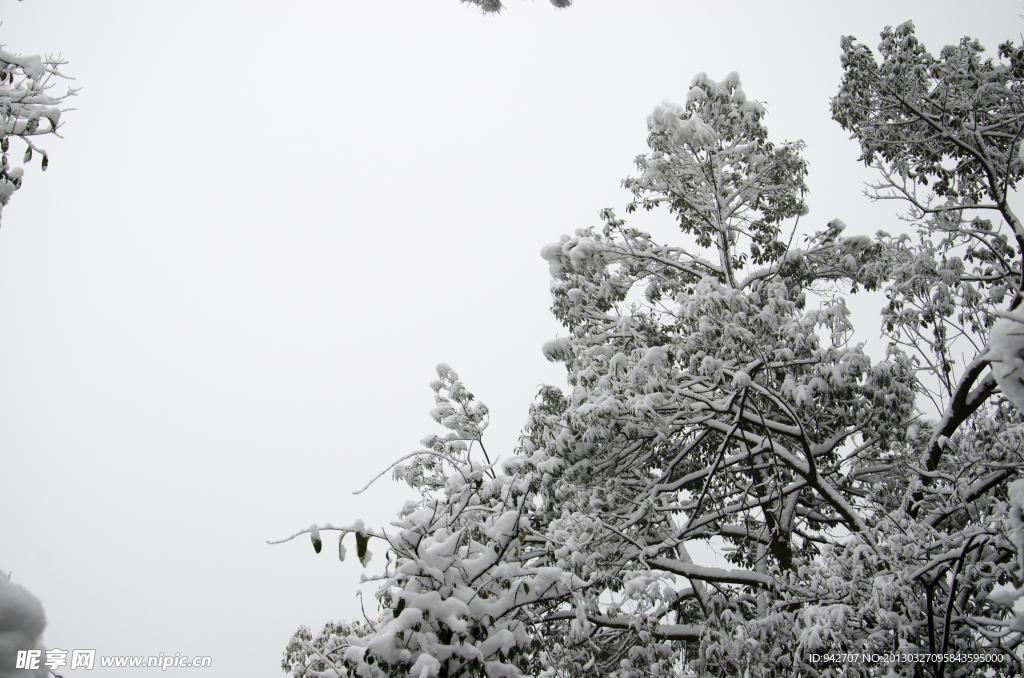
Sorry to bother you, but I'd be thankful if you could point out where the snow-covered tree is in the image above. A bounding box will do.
[0,42,73,222]
[280,22,1024,678]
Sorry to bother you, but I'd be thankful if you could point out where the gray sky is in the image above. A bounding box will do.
[1,1,1019,676]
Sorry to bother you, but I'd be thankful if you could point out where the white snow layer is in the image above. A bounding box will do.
[988,318,1024,411]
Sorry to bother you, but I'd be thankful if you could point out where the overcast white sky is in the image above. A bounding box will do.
[1,1,1020,676]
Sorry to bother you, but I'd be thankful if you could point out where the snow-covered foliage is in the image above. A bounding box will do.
[833,21,1024,404]
[282,23,1024,678]
[0,42,74,222]
[0,574,48,678]
[460,0,572,15]
[283,620,374,677]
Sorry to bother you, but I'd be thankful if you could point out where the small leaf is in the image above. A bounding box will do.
[23,147,31,163]
[310,524,322,554]
[1,137,8,153]
[40,155,47,171]
[338,534,347,562]
[523,583,530,594]
[356,532,369,566]
[393,597,406,618]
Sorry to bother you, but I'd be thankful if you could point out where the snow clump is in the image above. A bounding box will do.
[0,574,47,678]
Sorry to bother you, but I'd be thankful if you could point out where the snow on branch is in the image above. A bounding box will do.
[0,44,75,222]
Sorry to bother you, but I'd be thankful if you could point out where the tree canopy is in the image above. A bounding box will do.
[279,21,1024,678]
